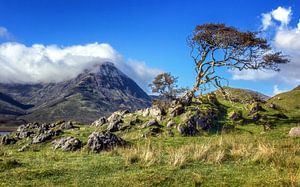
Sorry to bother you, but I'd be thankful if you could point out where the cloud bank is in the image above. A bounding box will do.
[0,42,162,91]
[231,6,300,86]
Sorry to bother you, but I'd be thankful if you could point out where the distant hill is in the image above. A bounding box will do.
[215,87,270,104]
[0,62,151,125]
[268,86,300,117]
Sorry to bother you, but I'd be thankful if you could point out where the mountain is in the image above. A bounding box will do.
[293,85,300,90]
[0,62,151,125]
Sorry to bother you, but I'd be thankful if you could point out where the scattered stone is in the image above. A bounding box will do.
[129,117,142,126]
[137,107,165,121]
[87,132,126,152]
[53,137,82,151]
[143,127,162,137]
[1,135,16,145]
[50,120,65,128]
[229,111,243,121]
[17,130,34,139]
[141,119,160,128]
[60,121,75,130]
[288,127,300,137]
[166,121,176,128]
[91,117,107,127]
[177,120,198,136]
[107,110,129,123]
[18,144,30,152]
[169,105,184,117]
[249,103,264,114]
[268,103,276,109]
[32,129,62,144]
[252,113,261,122]
[107,119,123,132]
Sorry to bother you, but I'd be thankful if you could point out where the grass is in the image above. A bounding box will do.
[1,123,300,186]
[1,92,300,186]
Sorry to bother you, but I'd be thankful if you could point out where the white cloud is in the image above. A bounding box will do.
[262,13,273,30]
[261,6,292,30]
[231,69,276,81]
[0,42,162,92]
[273,85,288,95]
[0,26,12,40]
[231,6,300,86]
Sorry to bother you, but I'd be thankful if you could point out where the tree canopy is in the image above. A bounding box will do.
[188,23,289,94]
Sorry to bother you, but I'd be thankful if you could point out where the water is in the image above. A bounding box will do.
[0,131,11,136]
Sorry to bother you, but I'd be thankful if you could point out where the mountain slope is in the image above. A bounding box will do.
[0,62,151,124]
[215,87,270,104]
[267,86,300,117]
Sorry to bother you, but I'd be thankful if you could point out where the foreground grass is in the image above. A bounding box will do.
[1,123,300,186]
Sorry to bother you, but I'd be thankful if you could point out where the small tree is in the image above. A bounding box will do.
[149,72,186,100]
[188,23,289,95]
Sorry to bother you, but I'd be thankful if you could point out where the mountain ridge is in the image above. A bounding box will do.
[0,62,151,125]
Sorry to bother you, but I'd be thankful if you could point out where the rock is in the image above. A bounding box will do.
[177,120,198,136]
[273,113,288,119]
[17,130,34,139]
[50,120,65,128]
[107,110,130,123]
[60,121,75,130]
[169,105,184,117]
[252,113,261,122]
[91,117,107,127]
[288,127,300,137]
[268,103,276,109]
[143,127,162,137]
[1,135,16,145]
[229,111,243,121]
[141,119,160,128]
[129,117,142,126]
[194,111,216,130]
[87,132,126,152]
[18,143,30,152]
[249,103,264,114]
[53,137,82,151]
[137,107,165,121]
[32,129,62,144]
[166,121,176,128]
[107,119,123,132]
[37,123,50,134]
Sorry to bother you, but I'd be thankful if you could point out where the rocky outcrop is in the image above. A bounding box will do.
[107,119,123,132]
[1,135,16,145]
[288,127,300,137]
[91,117,107,127]
[169,105,185,117]
[137,107,165,121]
[141,119,161,128]
[52,137,82,151]
[229,111,243,121]
[87,132,126,152]
[32,129,62,144]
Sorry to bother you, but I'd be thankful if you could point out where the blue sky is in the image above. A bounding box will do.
[0,0,300,96]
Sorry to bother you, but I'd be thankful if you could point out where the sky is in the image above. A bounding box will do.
[0,0,299,96]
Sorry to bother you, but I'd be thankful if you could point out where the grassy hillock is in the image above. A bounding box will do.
[267,88,300,118]
[0,91,300,186]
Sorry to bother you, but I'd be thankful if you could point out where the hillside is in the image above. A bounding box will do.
[0,92,299,186]
[215,87,270,104]
[0,62,151,126]
[267,86,300,118]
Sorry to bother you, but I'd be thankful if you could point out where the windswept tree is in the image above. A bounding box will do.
[149,72,186,100]
[188,23,289,95]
